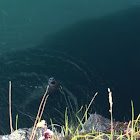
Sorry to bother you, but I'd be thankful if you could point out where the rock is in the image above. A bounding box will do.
[83,112,111,133]
[0,128,38,140]
[1,113,140,140]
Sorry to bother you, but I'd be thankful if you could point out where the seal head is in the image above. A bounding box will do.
[48,77,59,94]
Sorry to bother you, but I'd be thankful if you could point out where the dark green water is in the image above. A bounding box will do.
[0,1,140,134]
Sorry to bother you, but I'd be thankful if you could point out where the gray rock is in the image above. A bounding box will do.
[84,112,111,133]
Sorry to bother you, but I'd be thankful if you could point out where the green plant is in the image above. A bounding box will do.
[74,92,98,135]
[16,114,18,131]
[131,100,134,140]
[15,114,18,140]
[71,91,140,140]
[8,82,140,140]
[65,107,68,136]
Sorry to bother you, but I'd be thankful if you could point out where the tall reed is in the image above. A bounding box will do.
[29,85,49,140]
[9,81,14,133]
[108,88,114,140]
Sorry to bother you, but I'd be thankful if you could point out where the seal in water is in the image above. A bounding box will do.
[48,77,59,94]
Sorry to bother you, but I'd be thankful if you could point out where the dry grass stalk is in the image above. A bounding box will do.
[74,92,98,134]
[108,88,113,140]
[38,94,49,122]
[31,95,49,140]
[29,85,49,140]
[9,81,14,133]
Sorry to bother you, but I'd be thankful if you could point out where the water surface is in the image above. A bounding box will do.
[0,1,140,134]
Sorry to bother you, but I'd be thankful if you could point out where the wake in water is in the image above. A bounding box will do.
[0,48,107,134]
